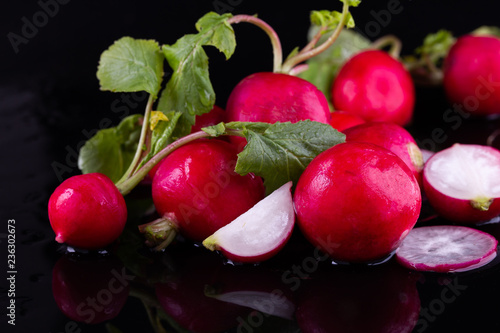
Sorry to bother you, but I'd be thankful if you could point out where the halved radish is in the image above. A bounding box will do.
[396,225,498,273]
[423,143,500,223]
[202,181,295,263]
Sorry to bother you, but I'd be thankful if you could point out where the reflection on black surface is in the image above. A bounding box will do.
[154,247,250,333]
[51,253,130,325]
[295,262,421,333]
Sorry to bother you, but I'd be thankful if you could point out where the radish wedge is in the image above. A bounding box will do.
[396,225,498,273]
[202,181,295,263]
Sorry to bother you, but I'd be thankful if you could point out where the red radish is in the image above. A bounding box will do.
[396,225,498,273]
[52,254,130,324]
[202,181,294,263]
[225,72,331,149]
[343,121,424,186]
[329,110,366,132]
[294,142,422,263]
[443,34,500,117]
[423,143,500,223]
[331,49,415,126]
[190,104,227,133]
[152,139,265,242]
[48,173,127,250]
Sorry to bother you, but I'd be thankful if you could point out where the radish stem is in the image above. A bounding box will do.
[228,15,283,73]
[117,94,154,185]
[370,35,403,59]
[116,127,245,195]
[280,0,351,74]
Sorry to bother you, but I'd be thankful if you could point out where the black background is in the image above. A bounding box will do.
[2,1,500,332]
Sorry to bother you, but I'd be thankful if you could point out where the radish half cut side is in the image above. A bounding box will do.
[396,225,498,273]
[202,181,295,263]
[423,143,500,223]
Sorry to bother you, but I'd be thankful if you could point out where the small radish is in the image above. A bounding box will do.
[423,143,500,223]
[48,173,127,250]
[294,142,421,263]
[443,34,500,117]
[396,225,498,273]
[225,72,331,149]
[331,49,415,126]
[203,181,294,263]
[152,139,265,242]
[329,110,366,132]
[343,121,424,186]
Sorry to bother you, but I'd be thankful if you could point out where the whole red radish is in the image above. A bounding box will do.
[343,122,424,186]
[329,110,366,132]
[423,143,500,223]
[294,142,422,263]
[226,72,331,149]
[443,34,500,117]
[331,49,415,126]
[48,173,127,250]
[152,139,265,242]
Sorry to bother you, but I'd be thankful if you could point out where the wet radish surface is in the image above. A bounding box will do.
[3,1,500,333]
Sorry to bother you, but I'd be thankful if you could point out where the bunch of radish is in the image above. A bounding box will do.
[48,0,500,275]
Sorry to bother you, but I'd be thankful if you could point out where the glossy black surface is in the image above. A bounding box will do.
[2,1,500,332]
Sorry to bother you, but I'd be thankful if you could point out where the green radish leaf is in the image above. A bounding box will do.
[202,122,226,137]
[297,29,370,104]
[97,37,164,98]
[341,0,361,6]
[225,120,345,194]
[414,29,456,65]
[78,114,142,183]
[157,12,235,139]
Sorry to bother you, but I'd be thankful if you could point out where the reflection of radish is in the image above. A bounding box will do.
[295,262,420,333]
[294,142,421,263]
[52,254,130,324]
[344,122,424,186]
[396,225,498,273]
[332,50,415,126]
[205,265,296,320]
[152,139,265,242]
[154,248,249,333]
[48,173,127,250]
[443,35,500,117]
[423,143,500,223]
[203,181,295,263]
